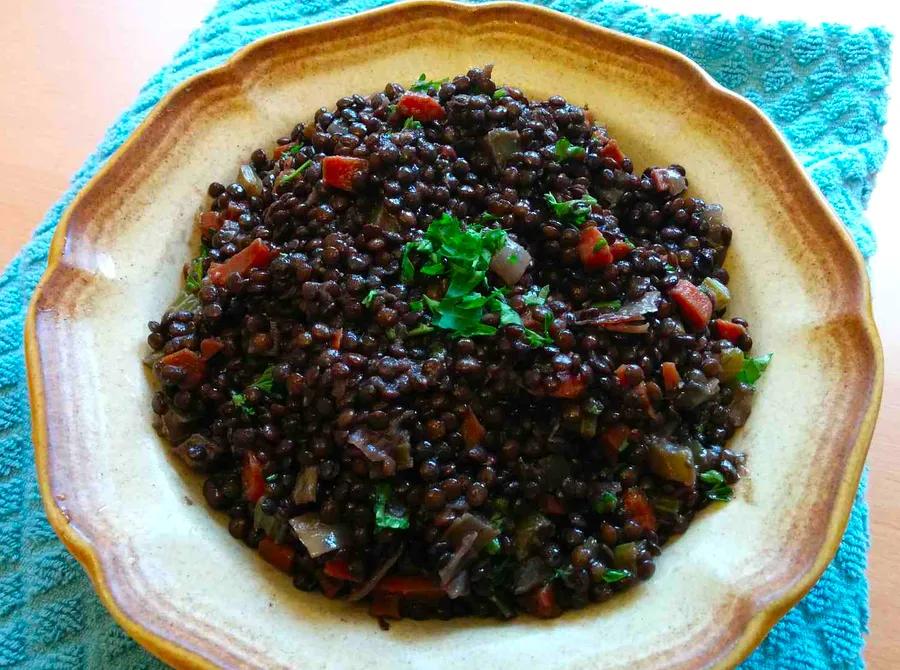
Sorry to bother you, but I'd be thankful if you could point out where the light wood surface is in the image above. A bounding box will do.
[2,1,897,667]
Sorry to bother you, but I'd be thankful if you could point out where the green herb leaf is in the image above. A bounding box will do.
[288,144,304,156]
[278,159,312,187]
[410,300,424,312]
[593,238,608,252]
[553,566,572,582]
[489,295,523,327]
[492,88,508,100]
[523,327,552,347]
[593,299,622,310]
[602,569,631,584]
[407,324,435,337]
[231,392,255,416]
[362,289,379,307]
[400,247,415,283]
[544,192,597,227]
[402,117,423,130]
[523,285,550,306]
[374,482,410,530]
[735,353,773,386]
[484,537,502,555]
[410,73,448,93]
[699,469,733,502]
[387,103,397,116]
[553,138,587,162]
[251,366,276,393]
[184,250,207,293]
[593,491,617,514]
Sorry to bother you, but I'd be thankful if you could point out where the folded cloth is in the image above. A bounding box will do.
[0,0,888,667]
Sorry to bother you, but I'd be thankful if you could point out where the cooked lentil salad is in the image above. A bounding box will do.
[146,66,771,622]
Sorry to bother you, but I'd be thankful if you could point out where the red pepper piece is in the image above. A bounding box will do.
[198,211,222,235]
[578,227,613,271]
[223,200,249,221]
[549,374,587,399]
[258,538,295,573]
[601,424,630,460]
[323,559,361,582]
[322,155,369,191]
[200,338,224,361]
[397,92,446,122]
[714,319,747,343]
[330,328,343,350]
[623,488,657,532]
[610,239,634,260]
[319,574,344,599]
[159,348,205,388]
[614,364,628,387]
[208,239,279,286]
[670,279,713,331]
[241,452,265,504]
[373,576,444,599]
[661,362,681,393]
[527,584,561,619]
[461,407,486,448]
[600,139,625,167]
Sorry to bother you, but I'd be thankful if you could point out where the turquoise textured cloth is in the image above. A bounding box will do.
[0,1,889,667]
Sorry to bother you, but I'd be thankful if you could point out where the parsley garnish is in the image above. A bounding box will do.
[184,246,209,293]
[523,285,550,306]
[409,300,423,312]
[492,88,508,100]
[231,392,255,416]
[402,117,423,130]
[593,491,617,514]
[374,482,410,530]
[736,353,773,386]
[407,324,435,337]
[553,138,586,162]
[410,73,448,93]
[602,569,631,584]
[287,144,303,156]
[362,289,379,307]
[593,238,608,252]
[544,192,597,227]
[593,299,622,310]
[251,366,275,393]
[484,537,502,555]
[553,566,572,582]
[523,326,553,347]
[278,159,312,188]
[699,470,733,502]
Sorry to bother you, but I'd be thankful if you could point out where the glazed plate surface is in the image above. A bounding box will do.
[25,2,882,669]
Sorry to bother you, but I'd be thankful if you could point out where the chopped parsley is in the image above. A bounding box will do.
[251,366,276,393]
[544,192,597,227]
[602,569,631,584]
[553,138,586,162]
[374,482,410,530]
[699,470,733,502]
[523,285,550,306]
[593,299,622,310]
[553,566,572,582]
[409,300,424,312]
[278,159,312,188]
[736,353,773,386]
[492,88,508,100]
[287,144,304,155]
[402,117,423,130]
[593,491,617,514]
[410,73,449,93]
[231,392,254,416]
[484,537,502,555]
[593,238,609,252]
[184,246,209,293]
[362,289,379,307]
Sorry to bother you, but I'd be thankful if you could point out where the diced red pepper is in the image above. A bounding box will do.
[623,488,657,532]
[330,328,344,350]
[600,139,625,167]
[397,92,446,122]
[273,143,296,159]
[319,574,344,599]
[714,319,747,343]
[370,594,401,619]
[322,155,369,191]
[159,348,206,388]
[549,374,587,399]
[600,424,630,460]
[610,239,634,261]
[527,584,561,619]
[258,538,296,573]
[632,381,659,420]
[198,211,222,235]
[661,362,681,393]
[373,576,444,599]
[241,452,265,504]
[540,494,567,516]
[578,227,613,271]
[670,279,713,331]
[223,200,249,221]
[323,559,361,582]
[200,337,224,361]
[208,239,279,286]
[461,407,486,448]
[614,364,628,387]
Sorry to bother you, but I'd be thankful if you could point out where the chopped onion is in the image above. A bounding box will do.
[348,545,403,601]
[445,570,471,600]
[649,167,687,196]
[371,205,400,232]
[158,410,195,444]
[237,164,263,198]
[490,238,531,286]
[617,290,661,317]
[701,204,724,225]
[513,556,552,595]
[326,119,350,135]
[727,383,756,427]
[291,466,319,504]
[648,438,696,486]
[700,277,730,311]
[486,128,521,167]
[253,500,289,543]
[439,530,478,585]
[444,513,499,553]
[288,513,351,558]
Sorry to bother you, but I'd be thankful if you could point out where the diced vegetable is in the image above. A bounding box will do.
[578,227,613,270]
[699,470,733,502]
[513,556,552,595]
[602,568,631,584]
[374,482,410,530]
[198,210,222,234]
[445,570,471,600]
[600,139,624,166]
[623,488,657,532]
[614,365,628,386]
[527,584,560,618]
[322,155,369,191]
[649,167,687,196]
[490,238,531,286]
[461,407,486,448]
[727,382,755,427]
[208,239,279,286]
[373,576,444,599]
[613,542,639,571]
[717,346,745,382]
[714,319,746,343]
[648,438,696,486]
[159,348,206,388]
[348,546,403,602]
[486,128,521,166]
[172,434,222,472]
[438,530,477,584]
[514,512,552,559]
[661,361,681,393]
[600,424,630,460]
[548,373,587,398]
[669,279,713,331]
[288,513,352,558]
[253,501,289,543]
[545,193,597,227]
[700,276,731,311]
[291,465,319,504]
[237,164,263,198]
[736,353,773,386]
[610,239,634,260]
[323,559,361,582]
[200,337,224,360]
[258,538,295,573]
[241,452,265,504]
[397,92,446,122]
[675,369,720,410]
[272,143,297,159]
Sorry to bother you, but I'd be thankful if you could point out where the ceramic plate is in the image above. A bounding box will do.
[25,2,882,668]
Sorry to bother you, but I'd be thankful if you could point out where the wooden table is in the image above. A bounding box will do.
[2,1,897,666]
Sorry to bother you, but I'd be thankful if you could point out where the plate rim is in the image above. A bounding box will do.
[24,2,884,668]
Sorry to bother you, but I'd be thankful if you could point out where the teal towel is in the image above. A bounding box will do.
[0,1,888,667]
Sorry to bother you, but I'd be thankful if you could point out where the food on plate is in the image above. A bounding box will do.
[145,65,770,621]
